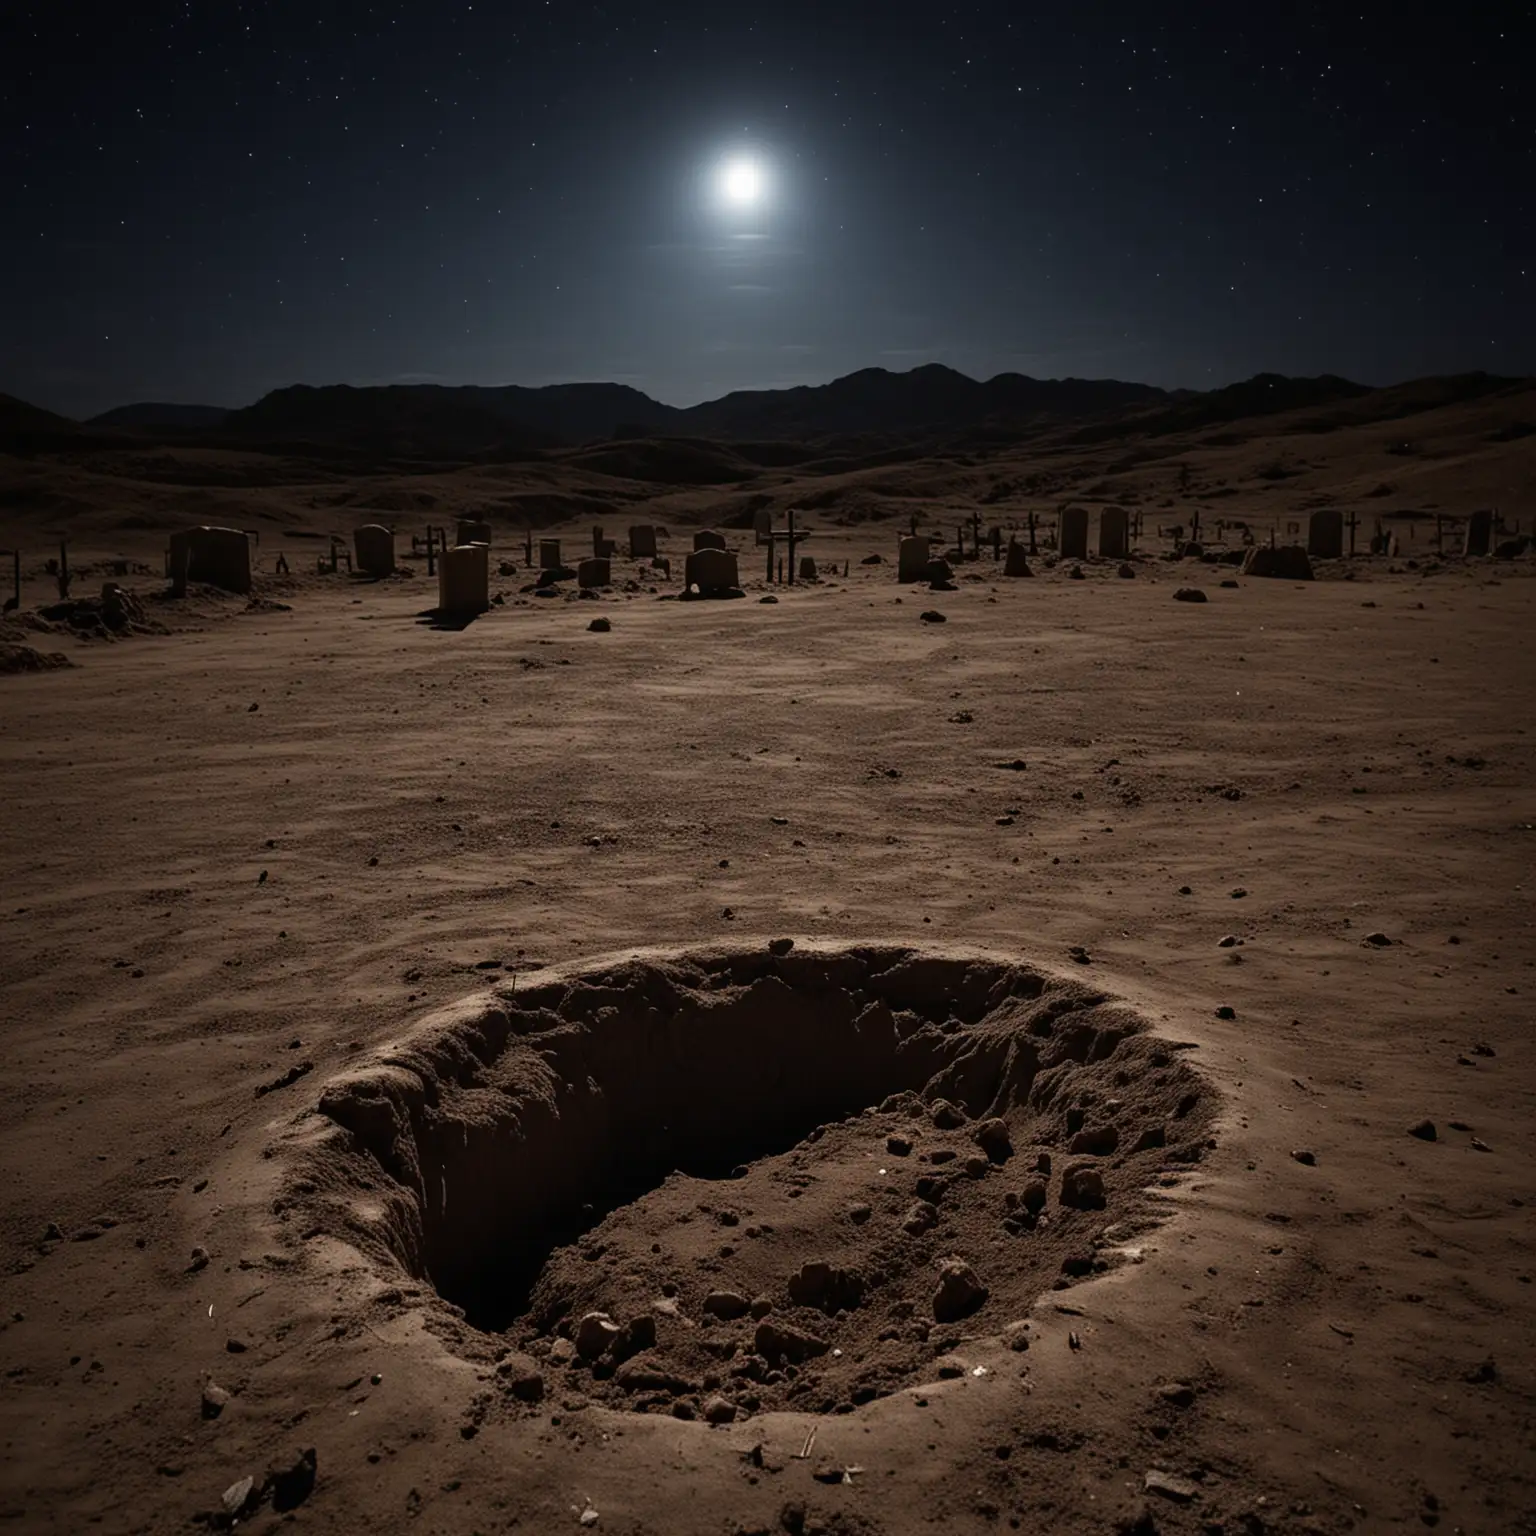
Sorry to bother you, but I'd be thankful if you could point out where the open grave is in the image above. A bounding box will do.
[293,945,1215,1422]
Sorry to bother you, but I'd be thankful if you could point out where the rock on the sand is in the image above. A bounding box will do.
[575,1311,621,1359]
[902,1200,940,1236]
[496,1353,545,1402]
[1144,1468,1199,1503]
[703,1394,738,1425]
[1173,588,1208,603]
[972,1117,1013,1163]
[929,1098,967,1130]
[702,1290,752,1320]
[932,1257,988,1323]
[1060,1163,1106,1208]
[614,1357,694,1394]
[754,1319,829,1365]
[1408,1119,1438,1141]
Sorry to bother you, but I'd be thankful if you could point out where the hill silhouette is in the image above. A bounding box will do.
[48,366,1167,456]
[7,366,1534,466]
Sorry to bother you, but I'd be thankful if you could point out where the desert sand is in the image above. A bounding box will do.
[1,382,1534,1535]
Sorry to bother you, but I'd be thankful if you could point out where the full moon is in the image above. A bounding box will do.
[718,157,764,207]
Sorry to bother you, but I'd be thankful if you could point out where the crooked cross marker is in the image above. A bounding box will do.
[763,508,808,584]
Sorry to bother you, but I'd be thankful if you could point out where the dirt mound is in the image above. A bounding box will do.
[0,642,75,674]
[299,946,1214,1421]
[32,587,166,641]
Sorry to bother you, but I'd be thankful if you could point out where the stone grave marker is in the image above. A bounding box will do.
[1098,507,1130,559]
[438,543,489,615]
[353,524,395,577]
[1059,507,1089,560]
[1306,509,1343,559]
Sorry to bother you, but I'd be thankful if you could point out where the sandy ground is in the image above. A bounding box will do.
[1,538,1534,1535]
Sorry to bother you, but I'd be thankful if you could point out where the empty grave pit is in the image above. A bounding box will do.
[299,945,1215,1419]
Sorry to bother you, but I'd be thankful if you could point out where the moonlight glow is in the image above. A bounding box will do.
[717,156,765,208]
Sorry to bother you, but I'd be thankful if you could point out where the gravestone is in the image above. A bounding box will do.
[353,524,395,577]
[1307,510,1344,559]
[694,529,727,552]
[1464,509,1493,557]
[754,506,773,545]
[1004,539,1033,577]
[578,557,610,589]
[592,526,617,558]
[898,536,931,583]
[438,543,489,615]
[1059,507,1089,561]
[1098,507,1131,559]
[798,556,818,581]
[628,524,658,559]
[684,547,740,596]
[456,518,492,547]
[539,539,563,570]
[169,526,251,596]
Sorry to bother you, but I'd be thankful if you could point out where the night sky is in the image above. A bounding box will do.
[3,2,1531,419]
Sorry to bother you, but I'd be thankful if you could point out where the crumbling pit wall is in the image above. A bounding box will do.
[302,949,1191,1332]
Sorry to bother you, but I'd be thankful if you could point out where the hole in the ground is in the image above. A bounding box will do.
[299,945,1214,1418]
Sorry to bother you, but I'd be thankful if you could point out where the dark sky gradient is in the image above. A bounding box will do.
[3,1,1531,418]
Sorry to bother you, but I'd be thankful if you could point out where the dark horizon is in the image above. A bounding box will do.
[4,2,1531,420]
[19,357,1535,431]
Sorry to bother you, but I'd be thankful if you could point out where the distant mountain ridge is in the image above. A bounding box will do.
[200,365,1165,454]
[5,365,1530,458]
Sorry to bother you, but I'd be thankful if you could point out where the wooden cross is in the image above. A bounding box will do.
[764,508,804,583]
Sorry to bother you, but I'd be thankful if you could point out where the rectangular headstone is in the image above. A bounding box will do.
[685,547,739,595]
[456,518,492,547]
[754,506,773,544]
[1464,509,1493,557]
[539,538,562,570]
[1307,509,1344,559]
[353,524,395,576]
[1059,507,1089,560]
[438,544,489,615]
[693,529,727,552]
[173,525,251,595]
[1098,507,1131,559]
[628,524,658,559]
[578,557,610,589]
[897,535,931,583]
